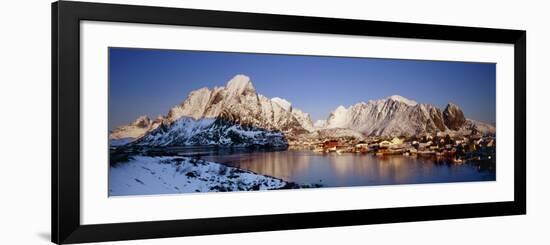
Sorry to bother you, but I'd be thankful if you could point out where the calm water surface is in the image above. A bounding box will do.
[200,149,495,187]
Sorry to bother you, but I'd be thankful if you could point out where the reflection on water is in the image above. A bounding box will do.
[201,150,495,187]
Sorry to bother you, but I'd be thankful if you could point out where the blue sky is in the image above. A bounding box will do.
[109,47,496,129]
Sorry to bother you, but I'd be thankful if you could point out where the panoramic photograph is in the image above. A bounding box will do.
[108,47,496,196]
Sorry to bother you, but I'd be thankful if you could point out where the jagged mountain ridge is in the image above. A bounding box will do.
[110,75,314,146]
[165,75,314,135]
[110,115,164,140]
[110,75,495,145]
[134,117,288,148]
[320,95,495,137]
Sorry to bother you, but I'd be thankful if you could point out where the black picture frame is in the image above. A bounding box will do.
[52,1,526,244]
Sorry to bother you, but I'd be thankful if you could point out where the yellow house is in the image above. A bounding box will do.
[391,137,404,145]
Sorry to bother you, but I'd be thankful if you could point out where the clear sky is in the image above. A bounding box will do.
[109,47,496,130]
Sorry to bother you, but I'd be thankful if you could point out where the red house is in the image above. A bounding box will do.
[323,140,339,151]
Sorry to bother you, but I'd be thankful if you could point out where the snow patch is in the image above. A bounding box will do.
[326,105,350,129]
[387,95,418,106]
[271,97,292,111]
[109,156,288,196]
[314,120,327,129]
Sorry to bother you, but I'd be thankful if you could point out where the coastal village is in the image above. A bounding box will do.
[291,132,495,164]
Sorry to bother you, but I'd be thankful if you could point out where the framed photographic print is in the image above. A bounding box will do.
[52,1,526,244]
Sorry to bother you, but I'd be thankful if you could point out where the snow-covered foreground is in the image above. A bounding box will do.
[109,156,293,196]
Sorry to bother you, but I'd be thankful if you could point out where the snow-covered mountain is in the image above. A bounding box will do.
[110,75,495,146]
[110,115,152,140]
[109,115,164,145]
[165,74,314,135]
[320,95,495,137]
[110,75,315,145]
[134,117,288,148]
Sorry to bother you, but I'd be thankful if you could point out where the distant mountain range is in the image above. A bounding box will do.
[317,95,494,137]
[110,74,495,146]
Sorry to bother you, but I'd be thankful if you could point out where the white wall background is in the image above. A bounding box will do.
[0,0,547,244]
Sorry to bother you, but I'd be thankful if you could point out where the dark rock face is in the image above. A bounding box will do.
[429,107,447,131]
[443,103,466,130]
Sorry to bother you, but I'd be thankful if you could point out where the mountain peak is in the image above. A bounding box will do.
[445,102,460,110]
[225,74,255,96]
[131,115,151,128]
[271,97,292,111]
[443,102,466,130]
[387,95,417,106]
[335,105,348,112]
